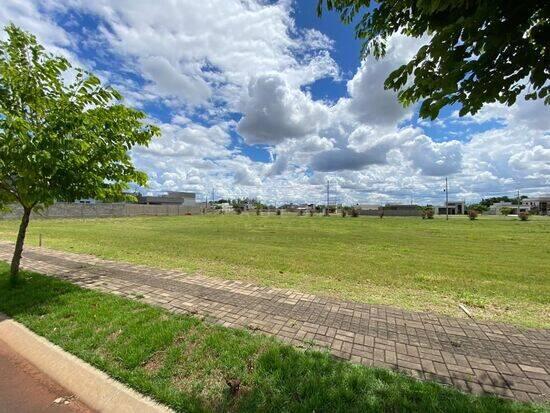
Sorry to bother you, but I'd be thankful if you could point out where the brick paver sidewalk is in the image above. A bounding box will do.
[1,241,549,403]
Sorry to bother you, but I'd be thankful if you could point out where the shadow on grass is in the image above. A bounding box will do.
[0,263,544,413]
[0,268,80,318]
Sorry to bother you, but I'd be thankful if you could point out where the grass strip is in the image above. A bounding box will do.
[1,215,547,327]
[0,264,546,413]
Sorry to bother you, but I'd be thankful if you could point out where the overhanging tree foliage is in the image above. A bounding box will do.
[318,0,549,119]
[0,24,160,282]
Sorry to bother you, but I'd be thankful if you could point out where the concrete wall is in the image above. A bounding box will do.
[0,202,203,220]
[359,208,422,217]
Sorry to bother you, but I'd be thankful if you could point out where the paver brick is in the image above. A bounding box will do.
[532,379,550,395]
[520,364,547,374]
[447,364,474,375]
[0,240,548,403]
[385,350,397,365]
[421,359,437,375]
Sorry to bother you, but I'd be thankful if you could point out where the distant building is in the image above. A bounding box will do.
[356,204,380,211]
[522,196,550,215]
[355,203,422,216]
[436,201,465,215]
[74,198,99,204]
[218,202,234,212]
[488,202,530,215]
[137,191,196,205]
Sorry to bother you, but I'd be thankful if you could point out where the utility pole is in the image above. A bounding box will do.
[326,179,330,209]
[325,179,330,216]
[445,177,449,221]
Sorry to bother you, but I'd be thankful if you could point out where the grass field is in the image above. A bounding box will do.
[0,214,548,327]
[0,265,544,413]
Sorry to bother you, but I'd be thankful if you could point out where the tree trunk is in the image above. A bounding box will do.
[10,206,31,284]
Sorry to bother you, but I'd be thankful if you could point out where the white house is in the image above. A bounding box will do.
[218,202,234,213]
[488,202,530,215]
[435,201,465,215]
[522,196,550,215]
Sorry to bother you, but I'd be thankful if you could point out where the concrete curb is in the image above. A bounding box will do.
[0,314,173,413]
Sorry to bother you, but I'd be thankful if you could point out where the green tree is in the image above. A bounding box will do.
[467,203,488,213]
[480,196,513,208]
[318,1,549,119]
[0,24,160,282]
[500,207,513,216]
[479,195,527,208]
[418,206,434,219]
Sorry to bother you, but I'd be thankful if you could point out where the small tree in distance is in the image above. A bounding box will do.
[467,203,488,213]
[500,207,513,216]
[425,208,434,219]
[0,25,160,283]
[420,206,434,219]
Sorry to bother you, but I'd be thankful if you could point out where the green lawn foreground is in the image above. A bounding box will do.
[0,215,548,328]
[0,264,546,413]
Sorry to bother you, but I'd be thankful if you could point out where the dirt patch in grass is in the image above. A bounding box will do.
[143,350,166,374]
[107,329,122,342]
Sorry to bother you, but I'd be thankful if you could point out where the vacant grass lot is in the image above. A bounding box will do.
[0,215,548,327]
[0,265,544,413]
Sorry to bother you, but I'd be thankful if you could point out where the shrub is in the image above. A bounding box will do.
[351,208,359,217]
[297,210,304,216]
[518,211,529,221]
[276,209,281,216]
[500,207,512,216]
[468,210,478,220]
[309,210,314,217]
[341,209,347,218]
[235,207,242,215]
[256,208,261,216]
[421,208,434,219]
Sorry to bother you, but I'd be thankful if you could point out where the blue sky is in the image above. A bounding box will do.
[1,0,549,205]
